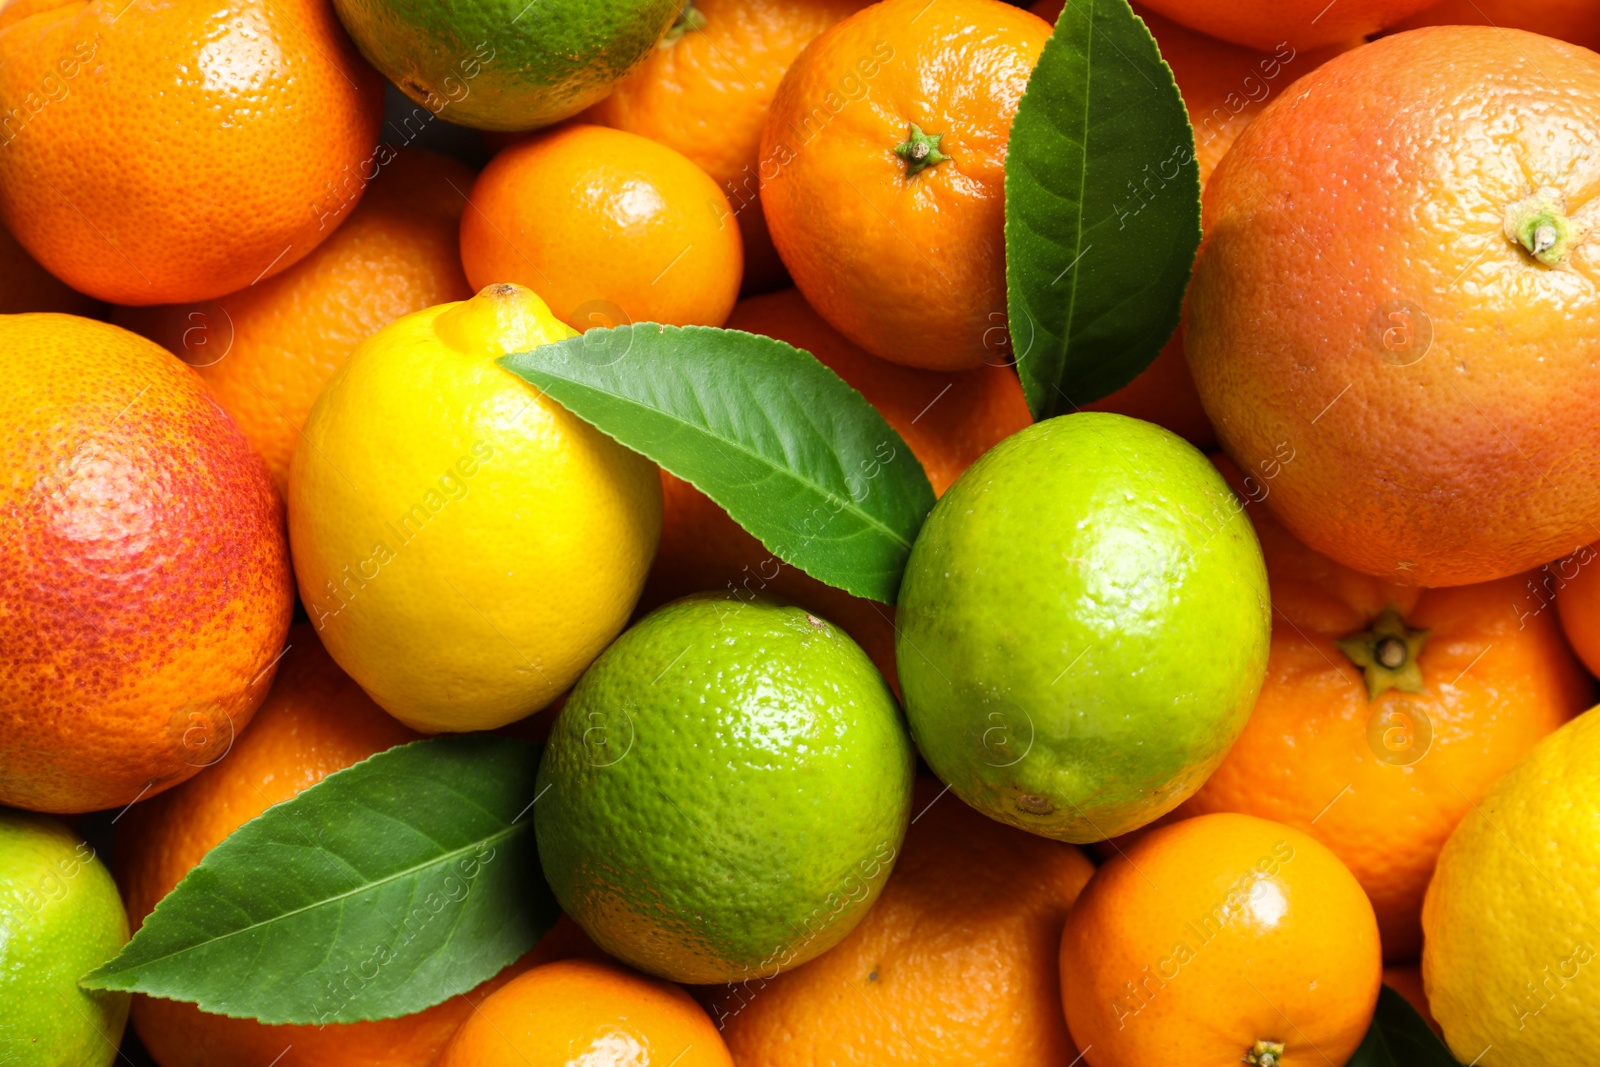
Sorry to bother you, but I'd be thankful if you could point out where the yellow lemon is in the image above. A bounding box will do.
[1421,706,1600,1065]
[288,283,662,732]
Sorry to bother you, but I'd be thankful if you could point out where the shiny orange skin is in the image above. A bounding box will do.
[1171,460,1589,961]
[1556,544,1600,676]
[1383,965,1442,1037]
[709,778,1094,1067]
[435,958,735,1067]
[0,221,98,316]
[0,314,292,813]
[1188,28,1600,587]
[115,149,475,495]
[583,0,872,294]
[642,288,1033,687]
[1392,0,1600,53]
[1137,0,1435,49]
[1033,1,1359,447]
[117,630,599,1067]
[0,0,384,306]
[460,124,743,329]
[1061,813,1382,1067]
[760,0,1050,371]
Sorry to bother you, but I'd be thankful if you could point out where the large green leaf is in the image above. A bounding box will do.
[1347,986,1463,1066]
[500,325,936,604]
[81,737,554,1024]
[1006,0,1201,418]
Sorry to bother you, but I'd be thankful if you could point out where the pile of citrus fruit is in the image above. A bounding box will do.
[3,0,1600,1064]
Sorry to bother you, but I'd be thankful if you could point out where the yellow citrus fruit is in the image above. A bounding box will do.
[1422,707,1600,1066]
[287,283,662,732]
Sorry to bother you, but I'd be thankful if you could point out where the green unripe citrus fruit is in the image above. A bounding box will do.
[896,413,1270,843]
[536,594,915,984]
[0,811,130,1066]
[332,0,680,131]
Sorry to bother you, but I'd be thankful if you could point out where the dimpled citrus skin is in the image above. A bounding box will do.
[1392,0,1600,53]
[288,283,662,733]
[1187,28,1600,588]
[332,0,678,131]
[0,811,129,1067]
[436,959,735,1067]
[536,594,915,985]
[1174,460,1589,961]
[1422,708,1600,1066]
[1137,0,1434,50]
[711,779,1095,1067]
[896,413,1270,843]
[1061,814,1382,1067]
[759,0,1050,371]
[0,221,99,316]
[115,148,475,495]
[582,0,873,292]
[0,0,384,306]
[460,124,743,329]
[0,314,293,813]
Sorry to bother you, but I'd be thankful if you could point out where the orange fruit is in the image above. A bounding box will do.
[434,957,734,1067]
[1382,964,1442,1037]
[1169,459,1589,961]
[1031,1,1359,447]
[115,148,475,495]
[1136,0,1435,49]
[1556,545,1600,675]
[1392,0,1600,53]
[116,628,595,1067]
[0,314,292,813]
[1188,28,1600,587]
[643,288,1033,686]
[760,0,1050,371]
[1060,812,1382,1067]
[708,778,1094,1066]
[460,124,743,329]
[0,220,99,316]
[583,0,872,294]
[0,0,384,306]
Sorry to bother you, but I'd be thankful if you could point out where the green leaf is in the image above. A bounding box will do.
[1347,986,1463,1066]
[80,737,555,1025]
[1006,0,1202,418]
[499,325,936,604]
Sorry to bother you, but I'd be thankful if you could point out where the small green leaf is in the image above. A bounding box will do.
[499,325,936,604]
[1347,986,1463,1066]
[1006,0,1201,418]
[81,737,555,1025]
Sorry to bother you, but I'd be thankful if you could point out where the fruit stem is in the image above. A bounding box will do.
[1335,606,1430,702]
[664,1,706,44]
[1504,187,1587,269]
[894,124,950,177]
[1244,1040,1286,1066]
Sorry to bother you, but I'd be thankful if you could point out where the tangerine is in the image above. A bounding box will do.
[0,0,384,304]
[760,0,1051,371]
[460,124,743,329]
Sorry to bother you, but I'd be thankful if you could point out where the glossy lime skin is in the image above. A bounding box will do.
[333,0,680,130]
[0,811,130,1066]
[536,594,915,985]
[896,413,1270,843]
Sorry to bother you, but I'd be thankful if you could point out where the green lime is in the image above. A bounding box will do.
[896,413,1270,843]
[0,811,130,1066]
[535,593,915,985]
[333,0,680,131]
